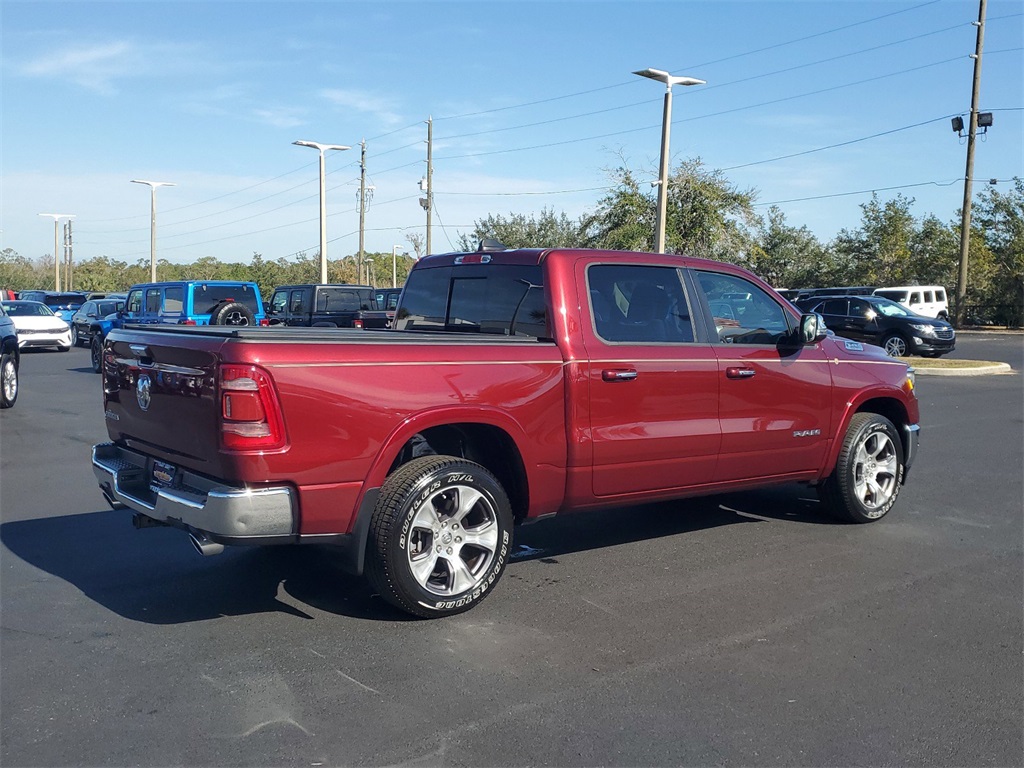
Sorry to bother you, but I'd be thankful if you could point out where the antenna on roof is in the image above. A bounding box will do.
[477,239,508,252]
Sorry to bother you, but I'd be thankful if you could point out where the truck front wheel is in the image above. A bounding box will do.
[367,455,513,618]
[820,413,905,523]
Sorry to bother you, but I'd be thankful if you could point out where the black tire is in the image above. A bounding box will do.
[90,336,103,373]
[209,301,255,326]
[367,455,514,618]
[819,413,905,523]
[70,324,81,347]
[882,332,909,357]
[1,351,18,409]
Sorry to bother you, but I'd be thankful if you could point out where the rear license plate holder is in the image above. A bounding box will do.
[150,460,177,491]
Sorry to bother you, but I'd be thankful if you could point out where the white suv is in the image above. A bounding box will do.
[873,286,949,320]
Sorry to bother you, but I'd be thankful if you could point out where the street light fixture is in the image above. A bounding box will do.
[38,213,75,290]
[130,180,175,282]
[633,67,705,253]
[364,256,376,287]
[293,140,351,283]
[391,245,404,288]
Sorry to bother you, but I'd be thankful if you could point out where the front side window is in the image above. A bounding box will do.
[126,290,143,314]
[849,299,872,319]
[696,272,793,345]
[269,291,288,315]
[587,264,694,343]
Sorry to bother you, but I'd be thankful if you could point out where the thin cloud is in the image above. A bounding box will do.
[320,88,402,126]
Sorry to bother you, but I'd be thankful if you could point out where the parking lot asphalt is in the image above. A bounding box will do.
[1,336,1021,767]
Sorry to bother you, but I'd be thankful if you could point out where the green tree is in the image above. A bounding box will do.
[587,157,758,260]
[456,208,590,251]
[972,177,1024,325]
[833,194,917,285]
[750,207,830,288]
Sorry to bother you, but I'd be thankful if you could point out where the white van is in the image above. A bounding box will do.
[873,286,949,320]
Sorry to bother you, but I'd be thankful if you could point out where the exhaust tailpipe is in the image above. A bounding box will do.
[189,532,225,557]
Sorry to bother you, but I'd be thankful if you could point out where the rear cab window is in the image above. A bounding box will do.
[396,262,550,339]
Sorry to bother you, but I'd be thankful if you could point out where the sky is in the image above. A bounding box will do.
[1,0,1021,271]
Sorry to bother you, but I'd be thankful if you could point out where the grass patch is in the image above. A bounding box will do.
[898,357,1001,369]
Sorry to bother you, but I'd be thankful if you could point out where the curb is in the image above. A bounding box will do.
[912,362,1014,377]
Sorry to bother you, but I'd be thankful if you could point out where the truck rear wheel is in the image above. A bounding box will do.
[367,455,513,618]
[820,413,904,523]
[1,352,18,408]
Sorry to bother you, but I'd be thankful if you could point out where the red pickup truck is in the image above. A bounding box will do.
[93,246,920,617]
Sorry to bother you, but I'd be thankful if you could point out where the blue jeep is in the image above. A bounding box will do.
[88,280,266,372]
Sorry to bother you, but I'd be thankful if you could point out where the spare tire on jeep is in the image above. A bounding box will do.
[210,301,255,326]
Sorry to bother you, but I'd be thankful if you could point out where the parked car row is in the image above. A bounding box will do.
[794,294,955,357]
[779,285,949,320]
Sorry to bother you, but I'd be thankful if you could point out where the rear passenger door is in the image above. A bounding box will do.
[580,261,721,497]
[692,270,832,482]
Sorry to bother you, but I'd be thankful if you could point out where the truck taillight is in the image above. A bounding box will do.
[179,319,197,326]
[219,364,286,451]
[259,318,270,326]
[353,318,364,329]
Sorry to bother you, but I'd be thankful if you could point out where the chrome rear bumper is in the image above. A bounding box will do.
[92,442,296,542]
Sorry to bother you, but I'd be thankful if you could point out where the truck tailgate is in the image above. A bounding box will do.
[103,327,227,472]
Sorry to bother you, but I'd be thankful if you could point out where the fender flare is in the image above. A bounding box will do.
[821,386,911,478]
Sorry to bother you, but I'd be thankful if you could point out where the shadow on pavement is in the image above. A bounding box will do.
[0,484,832,624]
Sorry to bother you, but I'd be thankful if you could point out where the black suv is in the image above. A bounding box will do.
[795,294,955,357]
[267,284,376,327]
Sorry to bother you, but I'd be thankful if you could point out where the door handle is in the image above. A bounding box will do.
[726,367,756,379]
[602,368,638,382]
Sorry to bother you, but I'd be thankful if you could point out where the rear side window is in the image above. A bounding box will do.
[396,264,549,338]
[192,284,260,315]
[163,287,184,313]
[936,289,946,301]
[923,291,934,302]
[145,289,161,313]
[821,299,847,315]
[587,264,693,343]
[317,288,373,312]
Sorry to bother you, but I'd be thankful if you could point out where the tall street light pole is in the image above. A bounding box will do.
[38,213,74,290]
[294,140,350,284]
[633,68,705,253]
[130,180,175,282]
[391,245,404,288]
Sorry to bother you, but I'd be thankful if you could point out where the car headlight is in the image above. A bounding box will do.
[909,323,936,335]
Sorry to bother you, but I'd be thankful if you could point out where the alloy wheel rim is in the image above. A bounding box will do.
[2,360,16,401]
[852,430,898,516]
[405,483,499,596]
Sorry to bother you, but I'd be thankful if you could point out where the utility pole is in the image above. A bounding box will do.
[955,0,988,328]
[64,219,74,291]
[38,214,74,291]
[358,139,367,285]
[425,117,433,257]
